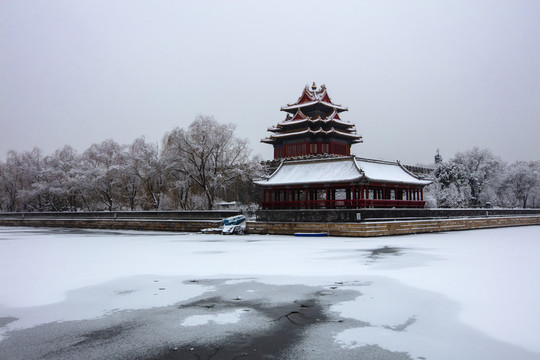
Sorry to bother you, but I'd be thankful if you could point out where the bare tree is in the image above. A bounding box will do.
[0,149,44,211]
[0,151,23,212]
[117,149,141,211]
[452,147,503,207]
[162,128,192,209]
[163,115,260,209]
[34,145,82,211]
[501,161,539,208]
[0,116,260,212]
[80,139,125,211]
[126,137,164,210]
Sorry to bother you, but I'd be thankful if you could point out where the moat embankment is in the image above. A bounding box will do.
[1,209,539,237]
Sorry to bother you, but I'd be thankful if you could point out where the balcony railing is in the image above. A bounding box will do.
[260,199,426,209]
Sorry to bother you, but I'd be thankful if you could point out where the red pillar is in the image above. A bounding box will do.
[326,187,330,208]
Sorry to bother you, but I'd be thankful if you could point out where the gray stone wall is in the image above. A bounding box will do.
[0,210,240,221]
[256,208,540,222]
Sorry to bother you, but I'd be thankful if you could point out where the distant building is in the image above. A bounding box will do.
[434,149,443,164]
[256,83,431,209]
[215,201,238,210]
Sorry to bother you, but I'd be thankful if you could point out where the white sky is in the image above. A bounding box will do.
[1,0,539,165]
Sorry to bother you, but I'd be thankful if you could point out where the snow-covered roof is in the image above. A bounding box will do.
[255,156,432,186]
[355,158,432,185]
[265,127,362,140]
[272,109,354,129]
[256,157,362,186]
[280,83,348,113]
[262,85,360,146]
[281,101,348,112]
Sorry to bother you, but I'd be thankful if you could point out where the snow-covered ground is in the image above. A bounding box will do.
[0,226,539,359]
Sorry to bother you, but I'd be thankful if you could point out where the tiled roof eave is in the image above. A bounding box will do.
[275,118,355,128]
[268,130,363,139]
[281,101,348,112]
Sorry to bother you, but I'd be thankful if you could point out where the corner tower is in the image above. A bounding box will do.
[262,83,362,160]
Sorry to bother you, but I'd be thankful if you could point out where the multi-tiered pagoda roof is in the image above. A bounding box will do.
[256,83,431,210]
[262,83,362,159]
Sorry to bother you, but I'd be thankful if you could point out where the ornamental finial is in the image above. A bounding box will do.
[311,82,317,90]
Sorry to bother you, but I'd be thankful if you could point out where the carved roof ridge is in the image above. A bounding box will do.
[281,83,347,112]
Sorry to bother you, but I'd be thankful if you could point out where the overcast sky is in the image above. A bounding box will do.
[1,0,539,165]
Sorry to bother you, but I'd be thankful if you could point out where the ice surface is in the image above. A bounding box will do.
[0,226,539,358]
[181,309,245,326]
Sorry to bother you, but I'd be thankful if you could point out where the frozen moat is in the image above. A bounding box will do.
[0,226,539,359]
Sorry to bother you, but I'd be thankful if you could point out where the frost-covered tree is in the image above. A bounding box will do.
[0,162,9,211]
[117,148,141,211]
[452,147,503,207]
[162,127,192,209]
[19,149,45,210]
[162,115,261,209]
[125,137,164,210]
[499,161,539,208]
[80,139,125,211]
[0,151,25,212]
[428,147,509,208]
[218,153,264,206]
[37,146,81,211]
[429,162,471,208]
[0,149,44,211]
